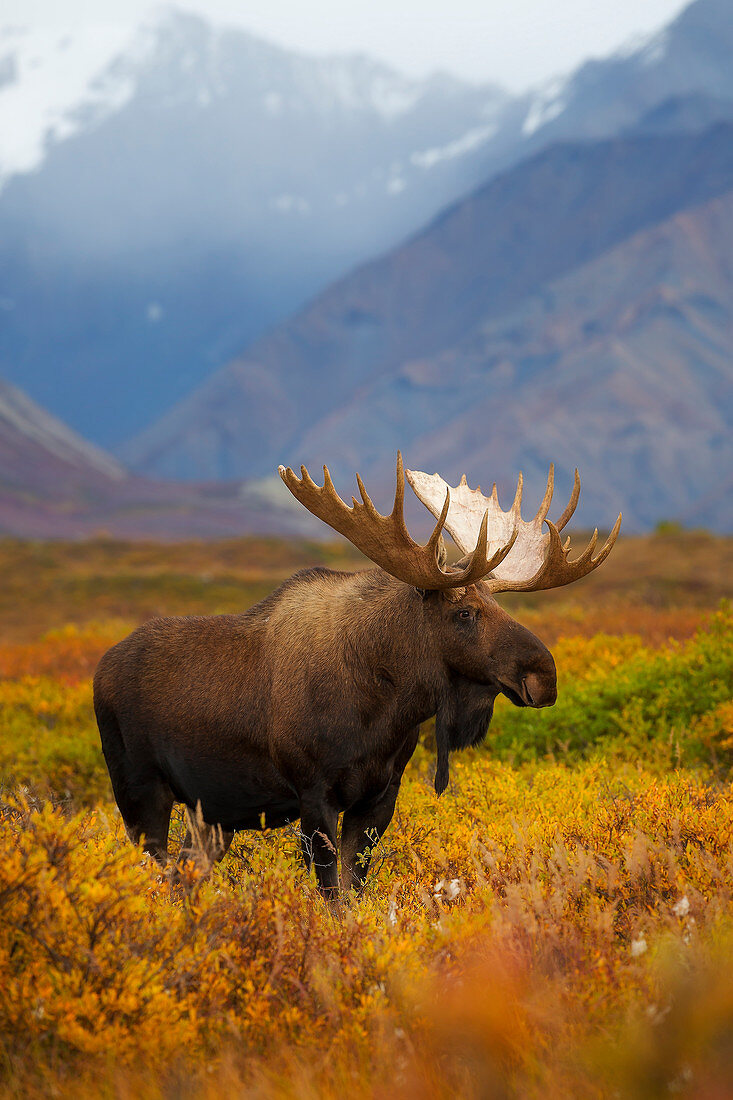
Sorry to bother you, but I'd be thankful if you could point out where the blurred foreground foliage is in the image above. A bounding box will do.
[0,534,731,1097]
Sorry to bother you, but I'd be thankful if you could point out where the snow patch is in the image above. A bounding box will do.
[0,23,142,189]
[270,193,311,214]
[521,76,568,136]
[614,25,668,66]
[638,29,669,67]
[368,73,421,118]
[316,56,422,118]
[410,122,497,170]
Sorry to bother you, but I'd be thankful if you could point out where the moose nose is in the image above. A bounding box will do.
[521,670,557,708]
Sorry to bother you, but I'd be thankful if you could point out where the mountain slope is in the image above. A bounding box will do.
[302,189,733,531]
[121,123,733,530]
[0,377,126,495]
[0,378,315,538]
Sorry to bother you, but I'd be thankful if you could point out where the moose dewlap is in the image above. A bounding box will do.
[94,454,621,899]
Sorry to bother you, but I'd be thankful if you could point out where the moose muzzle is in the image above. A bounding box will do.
[520,669,557,708]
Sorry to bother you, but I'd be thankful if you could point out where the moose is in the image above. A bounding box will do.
[94,455,621,898]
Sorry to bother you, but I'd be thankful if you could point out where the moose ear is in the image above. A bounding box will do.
[416,587,445,603]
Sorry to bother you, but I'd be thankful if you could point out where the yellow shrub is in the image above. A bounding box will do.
[2,758,733,1097]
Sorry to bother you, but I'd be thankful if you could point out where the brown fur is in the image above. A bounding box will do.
[94,566,556,898]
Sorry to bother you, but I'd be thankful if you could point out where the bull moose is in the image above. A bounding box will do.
[94,455,621,898]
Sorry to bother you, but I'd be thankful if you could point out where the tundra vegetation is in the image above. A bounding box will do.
[0,527,731,1097]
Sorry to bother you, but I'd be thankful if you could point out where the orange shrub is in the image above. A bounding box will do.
[0,622,131,684]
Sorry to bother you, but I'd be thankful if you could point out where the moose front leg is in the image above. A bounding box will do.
[299,793,340,900]
[339,784,401,892]
[340,729,419,892]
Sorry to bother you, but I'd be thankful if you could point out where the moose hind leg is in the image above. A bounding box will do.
[117,778,174,863]
[97,708,174,862]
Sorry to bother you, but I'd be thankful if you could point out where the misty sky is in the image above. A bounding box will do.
[2,0,690,90]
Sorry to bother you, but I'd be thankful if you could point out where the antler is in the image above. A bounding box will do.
[406,464,621,594]
[278,453,518,591]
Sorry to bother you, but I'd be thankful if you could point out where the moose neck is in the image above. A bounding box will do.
[340,569,445,713]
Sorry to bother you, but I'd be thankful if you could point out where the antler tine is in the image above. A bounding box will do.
[576,527,599,566]
[555,469,581,532]
[473,507,488,560]
[279,455,508,591]
[426,487,451,552]
[457,513,519,586]
[355,472,380,519]
[392,451,405,517]
[393,451,447,551]
[390,451,414,543]
[301,464,317,489]
[536,465,554,523]
[594,512,622,566]
[511,472,523,517]
[457,508,488,577]
[322,464,337,495]
[484,522,519,573]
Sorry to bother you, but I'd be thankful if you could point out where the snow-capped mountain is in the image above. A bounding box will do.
[0,7,508,447]
[0,13,495,191]
[513,0,733,146]
[118,0,733,533]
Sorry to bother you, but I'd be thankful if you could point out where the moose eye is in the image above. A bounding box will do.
[457,609,472,621]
